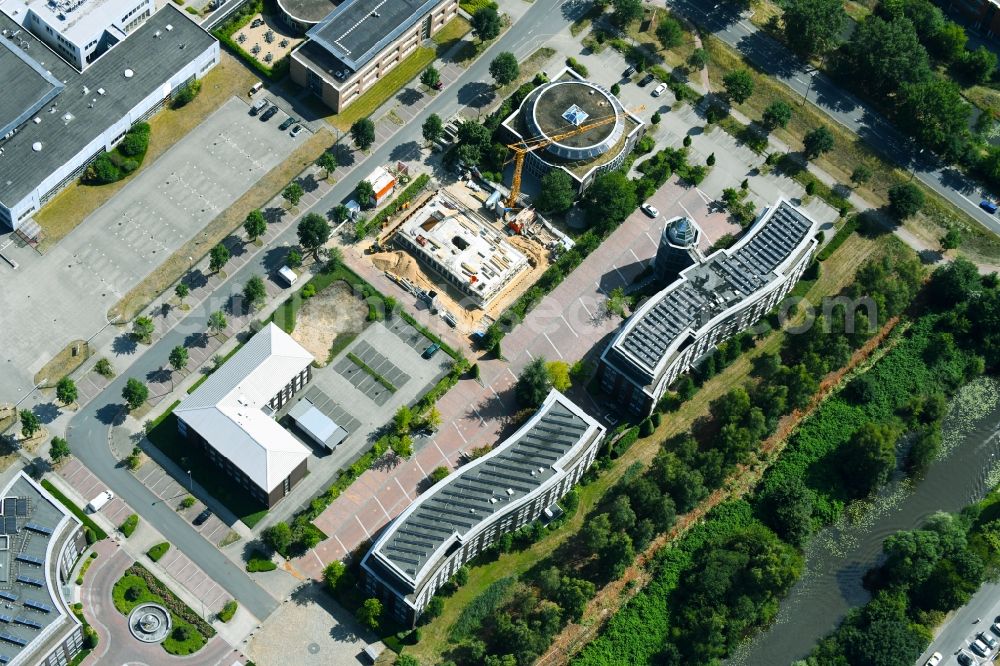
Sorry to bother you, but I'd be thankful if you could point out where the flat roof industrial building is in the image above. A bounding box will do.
[392,188,531,308]
[362,390,605,625]
[289,0,458,112]
[175,323,315,507]
[0,4,219,231]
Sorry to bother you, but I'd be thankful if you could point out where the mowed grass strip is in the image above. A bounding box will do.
[329,47,436,132]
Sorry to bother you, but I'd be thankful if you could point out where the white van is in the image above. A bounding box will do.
[87,490,114,513]
[248,81,263,96]
[277,265,297,287]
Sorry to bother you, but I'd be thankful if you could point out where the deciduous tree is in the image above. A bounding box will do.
[244,209,267,243]
[122,378,148,411]
[489,52,519,87]
[56,377,77,405]
[350,118,376,151]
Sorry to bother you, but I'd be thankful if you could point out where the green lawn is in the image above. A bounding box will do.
[112,570,208,655]
[330,47,436,131]
[40,480,108,540]
[145,405,268,528]
[432,15,472,51]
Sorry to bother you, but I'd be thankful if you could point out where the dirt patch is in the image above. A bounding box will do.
[370,250,481,332]
[232,14,303,68]
[290,281,367,365]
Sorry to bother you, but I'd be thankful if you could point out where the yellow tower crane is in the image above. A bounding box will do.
[505,112,620,209]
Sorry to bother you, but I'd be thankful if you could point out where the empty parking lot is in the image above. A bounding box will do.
[0,96,300,402]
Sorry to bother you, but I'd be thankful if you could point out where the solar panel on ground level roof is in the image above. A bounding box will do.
[0,592,17,603]
[0,615,13,624]
[15,575,42,587]
[14,501,25,517]
[15,554,42,566]
[24,523,51,536]
[0,633,25,646]
[22,600,51,613]
[13,617,39,629]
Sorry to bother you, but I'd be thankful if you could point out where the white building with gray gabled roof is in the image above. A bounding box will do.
[175,323,315,507]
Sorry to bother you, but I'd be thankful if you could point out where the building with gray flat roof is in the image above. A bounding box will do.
[289,0,457,112]
[0,473,87,666]
[361,390,605,626]
[501,69,646,193]
[0,5,219,231]
[599,199,818,416]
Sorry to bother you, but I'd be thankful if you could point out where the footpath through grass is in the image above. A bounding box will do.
[703,36,1000,264]
[407,231,883,663]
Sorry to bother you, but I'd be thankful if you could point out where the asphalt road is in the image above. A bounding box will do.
[917,580,1000,666]
[668,0,1000,238]
[64,0,588,623]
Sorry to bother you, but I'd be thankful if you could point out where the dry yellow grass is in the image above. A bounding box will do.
[108,126,334,322]
[33,340,90,387]
[34,54,260,250]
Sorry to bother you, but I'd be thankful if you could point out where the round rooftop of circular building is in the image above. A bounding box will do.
[666,217,698,247]
[522,80,626,162]
[277,0,339,29]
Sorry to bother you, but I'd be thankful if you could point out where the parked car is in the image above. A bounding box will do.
[638,73,655,87]
[250,97,268,115]
[261,104,279,121]
[622,65,636,78]
[990,621,1000,637]
[248,81,263,97]
[277,265,297,287]
[279,116,297,130]
[981,199,998,214]
[193,508,212,526]
[979,633,999,650]
[641,203,659,218]
[290,124,304,138]
[924,653,942,666]
[970,638,990,658]
[422,343,440,359]
[957,652,975,666]
[432,79,444,90]
[652,82,667,97]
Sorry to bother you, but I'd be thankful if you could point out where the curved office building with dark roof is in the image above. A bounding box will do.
[599,199,819,416]
[361,391,605,626]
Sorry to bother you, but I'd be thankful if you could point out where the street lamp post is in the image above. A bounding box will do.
[187,469,193,491]
[801,67,818,106]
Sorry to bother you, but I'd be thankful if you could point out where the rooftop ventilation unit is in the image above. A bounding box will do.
[124,68,134,78]
[165,23,173,31]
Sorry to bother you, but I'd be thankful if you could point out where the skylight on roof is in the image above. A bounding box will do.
[562,104,589,126]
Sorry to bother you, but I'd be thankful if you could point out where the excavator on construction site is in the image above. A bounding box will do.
[504,111,621,210]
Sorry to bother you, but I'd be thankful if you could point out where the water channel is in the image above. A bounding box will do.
[729,378,1000,666]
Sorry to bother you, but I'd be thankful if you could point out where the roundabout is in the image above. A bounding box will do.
[128,603,171,644]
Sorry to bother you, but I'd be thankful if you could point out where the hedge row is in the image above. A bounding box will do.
[347,352,397,392]
[817,216,860,261]
[217,600,238,623]
[119,514,139,538]
[40,480,108,540]
[357,173,431,239]
[398,309,459,360]
[147,542,170,562]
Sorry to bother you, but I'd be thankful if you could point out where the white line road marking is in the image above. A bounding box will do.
[335,534,349,554]
[611,264,628,286]
[394,477,412,500]
[524,348,534,360]
[559,313,579,338]
[451,421,468,444]
[312,549,324,568]
[629,248,644,265]
[678,200,695,219]
[413,456,428,478]
[645,231,659,247]
[373,496,392,521]
[355,515,372,539]
[578,297,594,319]
[543,332,564,359]
[434,440,450,462]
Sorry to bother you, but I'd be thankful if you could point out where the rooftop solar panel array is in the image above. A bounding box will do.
[14,500,26,517]
[0,592,17,604]
[0,633,25,647]
[613,201,814,378]
[378,400,591,581]
[23,523,51,536]
[2,500,14,517]
[14,554,42,567]
[2,518,16,535]
[12,618,39,630]
[22,600,52,614]
[14,576,42,588]
[0,616,12,624]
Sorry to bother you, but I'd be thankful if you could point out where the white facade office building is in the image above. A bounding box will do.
[599,199,819,416]
[361,391,605,626]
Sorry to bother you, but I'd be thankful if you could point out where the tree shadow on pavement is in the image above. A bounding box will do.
[95,403,127,426]
[112,334,138,357]
[396,87,422,107]
[33,402,59,424]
